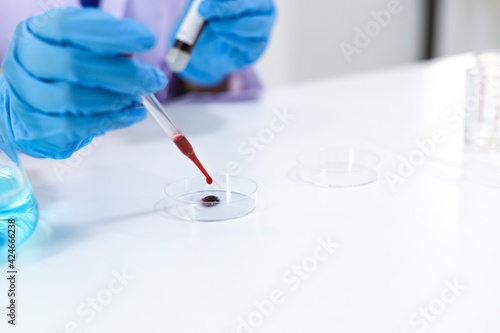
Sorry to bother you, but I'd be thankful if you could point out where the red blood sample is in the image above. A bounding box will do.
[201,195,220,207]
[173,135,213,184]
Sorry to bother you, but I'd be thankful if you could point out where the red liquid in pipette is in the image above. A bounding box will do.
[173,135,213,184]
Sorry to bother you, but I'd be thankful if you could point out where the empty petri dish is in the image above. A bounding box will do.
[297,147,380,187]
[164,175,257,222]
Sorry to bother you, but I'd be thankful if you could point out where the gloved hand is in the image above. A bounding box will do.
[177,0,276,86]
[0,7,167,159]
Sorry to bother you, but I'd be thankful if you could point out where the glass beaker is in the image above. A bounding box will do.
[0,112,39,258]
[465,65,500,152]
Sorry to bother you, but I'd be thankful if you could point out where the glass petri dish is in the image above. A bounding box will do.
[164,174,257,222]
[297,147,380,187]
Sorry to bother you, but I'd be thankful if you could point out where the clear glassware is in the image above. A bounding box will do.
[465,65,500,152]
[474,50,500,67]
[0,114,39,258]
[297,147,380,187]
[164,174,257,222]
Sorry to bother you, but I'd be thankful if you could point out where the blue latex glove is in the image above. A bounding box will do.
[0,7,167,159]
[177,0,276,86]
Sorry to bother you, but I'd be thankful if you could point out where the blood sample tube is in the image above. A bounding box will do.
[166,0,206,73]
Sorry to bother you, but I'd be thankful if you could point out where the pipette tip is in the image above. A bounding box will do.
[173,135,213,185]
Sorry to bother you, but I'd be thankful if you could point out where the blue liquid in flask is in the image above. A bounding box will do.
[0,166,39,255]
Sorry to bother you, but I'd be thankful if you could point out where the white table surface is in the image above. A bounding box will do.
[2,54,500,333]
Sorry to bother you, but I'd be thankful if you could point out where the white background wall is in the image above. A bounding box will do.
[258,0,500,88]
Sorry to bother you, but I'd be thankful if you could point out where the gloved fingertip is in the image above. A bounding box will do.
[132,106,148,120]
[133,23,156,50]
[156,69,168,89]
[116,107,148,127]
[144,68,168,93]
[198,1,215,19]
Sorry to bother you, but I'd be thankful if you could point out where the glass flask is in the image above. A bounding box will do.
[0,113,39,258]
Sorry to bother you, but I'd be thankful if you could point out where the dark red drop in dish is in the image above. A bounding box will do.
[201,195,220,207]
[173,135,213,184]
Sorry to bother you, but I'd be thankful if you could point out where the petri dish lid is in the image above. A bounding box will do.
[164,174,257,222]
[297,147,380,188]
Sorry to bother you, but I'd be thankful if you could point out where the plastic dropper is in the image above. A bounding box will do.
[141,94,213,184]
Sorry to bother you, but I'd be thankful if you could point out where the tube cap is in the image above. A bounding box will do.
[166,47,191,73]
